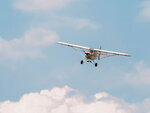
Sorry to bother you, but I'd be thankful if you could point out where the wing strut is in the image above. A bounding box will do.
[72,47,85,58]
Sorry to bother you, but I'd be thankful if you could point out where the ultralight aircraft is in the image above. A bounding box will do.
[56,41,131,67]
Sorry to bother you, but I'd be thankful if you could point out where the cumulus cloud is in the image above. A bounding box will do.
[139,0,150,21]
[125,61,150,85]
[13,0,75,12]
[0,28,58,59]
[0,86,146,113]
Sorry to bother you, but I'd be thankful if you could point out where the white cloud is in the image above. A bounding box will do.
[125,61,150,85]
[74,18,99,30]
[0,86,138,113]
[13,0,75,12]
[40,16,99,30]
[0,28,58,59]
[13,0,99,30]
[139,0,150,21]
[63,17,99,30]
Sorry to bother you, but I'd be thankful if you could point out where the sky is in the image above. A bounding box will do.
[1,0,150,112]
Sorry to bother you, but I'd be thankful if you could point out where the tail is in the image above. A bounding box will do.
[98,46,102,60]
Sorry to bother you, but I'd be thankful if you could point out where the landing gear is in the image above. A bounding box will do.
[95,63,98,67]
[87,60,92,63]
[80,60,84,64]
[81,60,98,67]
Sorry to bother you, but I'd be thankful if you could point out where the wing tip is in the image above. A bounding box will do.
[123,54,131,57]
[56,41,60,43]
[56,41,65,44]
[128,54,131,57]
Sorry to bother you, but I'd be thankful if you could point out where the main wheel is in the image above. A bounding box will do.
[95,63,98,67]
[81,60,84,64]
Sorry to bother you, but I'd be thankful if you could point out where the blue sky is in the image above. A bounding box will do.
[1,0,150,112]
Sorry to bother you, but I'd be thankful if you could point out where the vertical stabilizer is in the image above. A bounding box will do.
[98,46,102,60]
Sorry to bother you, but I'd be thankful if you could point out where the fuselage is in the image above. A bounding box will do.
[85,50,98,60]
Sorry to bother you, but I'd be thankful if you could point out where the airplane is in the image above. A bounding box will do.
[56,41,131,67]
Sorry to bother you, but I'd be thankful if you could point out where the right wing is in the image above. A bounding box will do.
[56,41,90,50]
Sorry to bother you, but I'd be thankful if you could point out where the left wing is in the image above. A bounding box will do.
[56,41,90,50]
[93,49,131,57]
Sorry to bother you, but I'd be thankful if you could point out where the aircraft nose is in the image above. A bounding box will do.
[85,52,90,55]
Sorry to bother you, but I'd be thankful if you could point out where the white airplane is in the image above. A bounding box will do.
[56,41,131,67]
